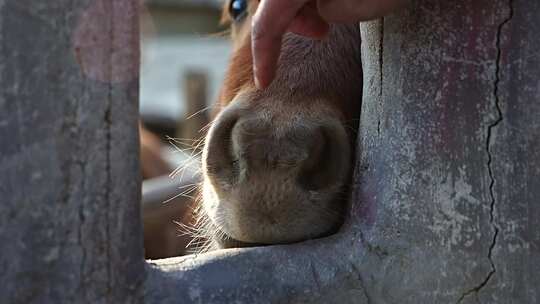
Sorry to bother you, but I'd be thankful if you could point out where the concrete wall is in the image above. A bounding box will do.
[0,1,144,303]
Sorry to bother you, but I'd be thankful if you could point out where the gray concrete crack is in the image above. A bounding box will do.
[377,18,384,137]
[104,101,113,296]
[379,17,384,100]
[61,95,88,300]
[77,157,87,301]
[105,1,115,296]
[351,263,372,304]
[456,1,513,303]
[309,260,322,292]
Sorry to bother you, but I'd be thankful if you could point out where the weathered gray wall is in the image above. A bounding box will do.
[0,1,144,303]
[357,0,539,302]
[146,0,539,303]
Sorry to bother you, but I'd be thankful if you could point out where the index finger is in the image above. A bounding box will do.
[251,0,309,89]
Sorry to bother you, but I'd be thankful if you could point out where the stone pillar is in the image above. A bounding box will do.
[357,0,539,302]
[0,1,144,303]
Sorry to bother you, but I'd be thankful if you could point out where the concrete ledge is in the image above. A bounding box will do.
[144,231,369,304]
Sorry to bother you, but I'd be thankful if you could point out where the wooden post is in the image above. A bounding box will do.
[178,70,209,143]
[0,1,144,303]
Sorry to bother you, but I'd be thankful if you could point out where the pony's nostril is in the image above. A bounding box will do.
[229,119,275,173]
[206,109,350,193]
[203,110,240,183]
[297,126,347,191]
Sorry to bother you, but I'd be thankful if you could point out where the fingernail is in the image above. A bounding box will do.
[254,75,262,89]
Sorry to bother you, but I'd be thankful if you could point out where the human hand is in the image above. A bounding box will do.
[252,0,408,89]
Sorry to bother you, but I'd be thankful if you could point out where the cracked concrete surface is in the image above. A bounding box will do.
[350,263,372,304]
[0,1,144,303]
[456,1,514,302]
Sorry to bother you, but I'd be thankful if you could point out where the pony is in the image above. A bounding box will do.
[194,0,362,250]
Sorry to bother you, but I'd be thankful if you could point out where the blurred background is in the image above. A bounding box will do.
[139,0,229,259]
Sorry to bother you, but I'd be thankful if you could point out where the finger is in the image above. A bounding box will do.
[288,1,330,39]
[317,0,408,22]
[252,0,309,89]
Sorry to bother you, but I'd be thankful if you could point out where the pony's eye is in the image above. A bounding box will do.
[229,0,248,21]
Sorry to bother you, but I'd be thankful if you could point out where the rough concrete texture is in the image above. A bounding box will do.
[0,1,144,303]
[146,234,370,304]
[147,0,539,303]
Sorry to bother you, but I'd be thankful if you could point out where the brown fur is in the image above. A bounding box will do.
[218,35,255,111]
